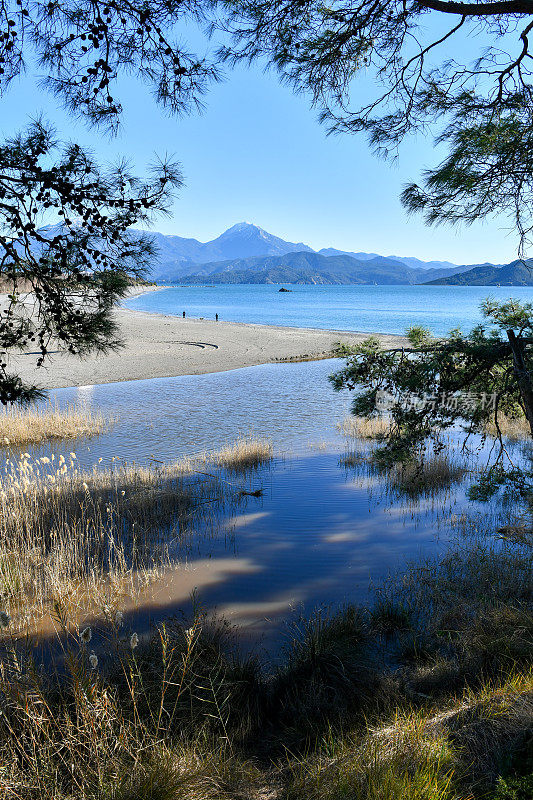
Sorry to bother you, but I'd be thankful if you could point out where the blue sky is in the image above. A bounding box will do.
[1,36,520,265]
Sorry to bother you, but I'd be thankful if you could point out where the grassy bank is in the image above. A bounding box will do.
[0,435,531,798]
[0,534,530,799]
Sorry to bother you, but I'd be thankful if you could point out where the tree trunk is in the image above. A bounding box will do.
[507,329,533,437]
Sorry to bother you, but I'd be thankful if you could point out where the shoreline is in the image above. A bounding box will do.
[10,286,408,390]
[121,284,403,339]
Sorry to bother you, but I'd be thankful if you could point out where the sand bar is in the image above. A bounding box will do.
[9,288,408,390]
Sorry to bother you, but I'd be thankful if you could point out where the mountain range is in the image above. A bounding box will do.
[144,222,495,284]
[177,251,467,285]
[39,221,529,285]
[316,247,459,272]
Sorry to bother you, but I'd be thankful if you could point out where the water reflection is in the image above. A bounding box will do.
[87,449,497,652]
[1,359,520,652]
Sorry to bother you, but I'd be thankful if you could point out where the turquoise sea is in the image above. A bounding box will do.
[124,283,533,337]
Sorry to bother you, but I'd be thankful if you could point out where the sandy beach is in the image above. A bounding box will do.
[9,288,407,389]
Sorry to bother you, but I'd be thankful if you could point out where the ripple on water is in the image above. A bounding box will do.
[2,360,519,652]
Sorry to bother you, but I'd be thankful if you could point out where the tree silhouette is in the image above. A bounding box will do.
[331,298,533,499]
[0,121,181,403]
[0,0,214,402]
[223,1,533,255]
[0,0,218,133]
[223,1,533,498]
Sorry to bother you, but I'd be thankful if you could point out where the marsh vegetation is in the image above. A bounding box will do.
[342,445,470,502]
[484,413,532,442]
[0,412,530,799]
[0,440,273,634]
[0,401,109,446]
[337,415,392,441]
[0,532,530,799]
[212,436,274,473]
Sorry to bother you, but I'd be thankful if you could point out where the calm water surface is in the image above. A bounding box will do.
[22,359,507,652]
[34,359,351,466]
[125,284,533,337]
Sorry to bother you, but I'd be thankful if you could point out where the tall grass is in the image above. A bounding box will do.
[0,611,263,799]
[212,436,273,473]
[485,413,531,441]
[0,400,109,445]
[342,448,468,500]
[375,538,533,699]
[0,536,530,798]
[0,434,277,796]
[0,450,247,632]
[387,455,468,499]
[0,424,530,797]
[337,415,392,440]
[284,713,458,800]
[284,671,533,800]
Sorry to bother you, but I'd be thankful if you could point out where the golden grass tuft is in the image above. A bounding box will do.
[426,671,533,788]
[285,722,457,800]
[388,455,467,499]
[337,415,392,440]
[212,436,273,473]
[0,450,242,632]
[485,412,531,441]
[0,401,109,446]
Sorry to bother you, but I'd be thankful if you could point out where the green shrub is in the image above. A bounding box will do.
[491,773,533,800]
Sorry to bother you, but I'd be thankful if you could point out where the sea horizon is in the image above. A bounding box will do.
[125,282,533,338]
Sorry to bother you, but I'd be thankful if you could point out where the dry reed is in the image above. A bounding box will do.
[0,432,274,632]
[0,527,530,799]
[485,413,531,441]
[337,415,392,440]
[212,436,273,472]
[0,451,241,632]
[388,455,468,498]
[0,610,263,800]
[342,449,468,500]
[0,401,109,446]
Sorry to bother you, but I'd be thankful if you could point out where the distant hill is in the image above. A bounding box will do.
[144,223,488,283]
[177,251,456,285]
[37,221,314,279]
[318,247,464,273]
[424,260,531,286]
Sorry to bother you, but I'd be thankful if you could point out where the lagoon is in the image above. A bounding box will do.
[25,358,511,651]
